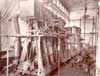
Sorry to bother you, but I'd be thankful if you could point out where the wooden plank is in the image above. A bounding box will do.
[0,34,68,38]
[43,37,51,67]
[20,39,29,62]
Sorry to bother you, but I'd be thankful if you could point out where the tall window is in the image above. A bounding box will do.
[0,13,1,51]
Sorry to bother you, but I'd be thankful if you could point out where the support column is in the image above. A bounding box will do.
[96,6,100,76]
[6,49,9,76]
[37,37,45,76]
[58,37,61,76]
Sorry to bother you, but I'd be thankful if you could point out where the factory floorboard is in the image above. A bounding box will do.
[48,63,91,76]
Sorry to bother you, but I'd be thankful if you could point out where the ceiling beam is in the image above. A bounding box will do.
[70,7,97,11]
[70,18,96,21]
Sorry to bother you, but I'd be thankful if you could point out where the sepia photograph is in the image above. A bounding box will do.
[0,0,98,76]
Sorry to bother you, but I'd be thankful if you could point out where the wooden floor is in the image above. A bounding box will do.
[0,65,91,76]
[48,64,91,76]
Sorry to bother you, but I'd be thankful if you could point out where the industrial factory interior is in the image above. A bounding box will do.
[1,0,100,76]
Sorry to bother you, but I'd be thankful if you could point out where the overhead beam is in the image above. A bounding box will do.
[70,7,97,11]
[70,18,96,21]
